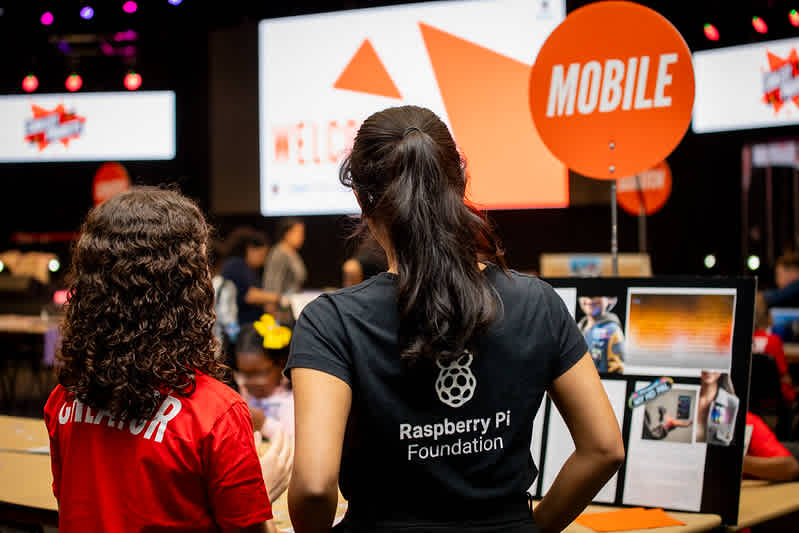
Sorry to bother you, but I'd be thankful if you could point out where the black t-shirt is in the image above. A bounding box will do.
[220,256,263,326]
[286,265,587,519]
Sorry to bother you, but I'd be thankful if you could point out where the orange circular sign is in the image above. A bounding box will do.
[530,1,694,180]
[92,162,131,206]
[616,160,672,215]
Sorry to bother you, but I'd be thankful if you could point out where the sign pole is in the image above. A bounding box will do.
[611,180,619,276]
[635,174,647,253]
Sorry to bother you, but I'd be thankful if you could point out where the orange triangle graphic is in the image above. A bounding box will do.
[419,22,567,209]
[334,39,402,99]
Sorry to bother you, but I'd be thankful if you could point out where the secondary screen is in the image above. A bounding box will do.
[258,0,566,216]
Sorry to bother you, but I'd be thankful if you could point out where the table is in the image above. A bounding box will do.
[268,497,722,533]
[0,415,49,452]
[726,479,799,531]
[0,315,54,336]
[0,452,56,512]
[3,415,798,533]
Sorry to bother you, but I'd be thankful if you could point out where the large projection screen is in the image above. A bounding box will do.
[693,37,799,133]
[0,91,176,162]
[258,0,566,216]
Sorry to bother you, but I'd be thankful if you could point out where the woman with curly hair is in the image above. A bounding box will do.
[43,187,288,533]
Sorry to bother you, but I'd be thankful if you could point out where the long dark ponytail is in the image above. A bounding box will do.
[340,105,506,364]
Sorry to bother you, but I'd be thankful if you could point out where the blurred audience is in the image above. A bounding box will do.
[744,412,799,482]
[341,239,388,288]
[220,227,282,327]
[263,217,307,296]
[764,252,799,308]
[752,292,796,406]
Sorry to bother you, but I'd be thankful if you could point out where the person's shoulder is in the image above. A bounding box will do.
[189,373,245,415]
[312,275,390,307]
[490,266,555,302]
[44,384,68,421]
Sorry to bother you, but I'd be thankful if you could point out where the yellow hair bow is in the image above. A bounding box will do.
[254,314,292,350]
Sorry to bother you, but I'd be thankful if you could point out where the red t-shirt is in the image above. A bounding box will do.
[752,330,796,404]
[44,373,272,533]
[746,412,792,458]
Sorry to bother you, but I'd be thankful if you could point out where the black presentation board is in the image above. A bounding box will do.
[532,277,756,525]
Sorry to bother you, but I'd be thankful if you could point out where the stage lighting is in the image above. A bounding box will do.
[41,11,54,25]
[123,1,138,14]
[0,260,4,273]
[791,10,799,27]
[80,6,95,20]
[49,259,61,273]
[752,16,768,34]
[747,255,761,271]
[704,254,716,269]
[703,23,720,41]
[124,71,142,90]
[168,0,183,4]
[22,74,39,93]
[66,73,83,92]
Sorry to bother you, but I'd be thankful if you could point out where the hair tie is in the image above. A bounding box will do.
[403,126,422,137]
[253,314,292,350]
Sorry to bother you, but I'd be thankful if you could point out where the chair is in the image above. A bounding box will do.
[750,352,794,440]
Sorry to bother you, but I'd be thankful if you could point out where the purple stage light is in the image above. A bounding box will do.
[41,11,54,25]
[80,6,94,20]
[122,1,137,14]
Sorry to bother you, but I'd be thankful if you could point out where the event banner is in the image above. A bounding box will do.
[258,0,566,216]
[533,277,755,525]
[0,91,176,162]
[693,38,799,133]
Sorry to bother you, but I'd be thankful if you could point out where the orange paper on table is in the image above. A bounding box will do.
[575,507,685,532]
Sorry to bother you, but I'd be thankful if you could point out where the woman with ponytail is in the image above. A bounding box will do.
[286,106,624,533]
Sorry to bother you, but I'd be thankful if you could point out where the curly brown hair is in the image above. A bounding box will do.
[57,186,227,421]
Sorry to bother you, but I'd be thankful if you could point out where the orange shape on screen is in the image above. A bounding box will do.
[334,39,402,99]
[419,22,568,209]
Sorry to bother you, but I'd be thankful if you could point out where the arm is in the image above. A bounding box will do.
[288,368,352,533]
[743,455,799,481]
[244,287,281,306]
[534,355,625,533]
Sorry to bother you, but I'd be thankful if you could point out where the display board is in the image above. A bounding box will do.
[693,38,799,133]
[0,91,176,162]
[258,0,566,216]
[532,277,755,525]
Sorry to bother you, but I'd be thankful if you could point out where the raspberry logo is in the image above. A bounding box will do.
[435,351,477,408]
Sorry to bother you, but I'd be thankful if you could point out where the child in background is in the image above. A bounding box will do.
[752,293,796,406]
[743,412,799,481]
[236,315,294,434]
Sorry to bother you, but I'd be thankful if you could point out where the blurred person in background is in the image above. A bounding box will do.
[341,239,388,288]
[263,217,307,297]
[752,293,796,407]
[222,227,283,328]
[764,252,799,308]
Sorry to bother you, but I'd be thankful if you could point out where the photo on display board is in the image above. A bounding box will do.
[623,288,737,377]
[697,371,739,446]
[575,296,626,374]
[623,381,706,512]
[641,388,697,444]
